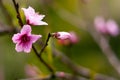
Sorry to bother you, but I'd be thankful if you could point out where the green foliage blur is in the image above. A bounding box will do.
[0,0,120,80]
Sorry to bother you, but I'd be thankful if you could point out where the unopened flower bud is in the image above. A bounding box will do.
[52,32,71,40]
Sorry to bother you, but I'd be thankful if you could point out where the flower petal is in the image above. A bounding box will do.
[22,6,35,19]
[12,33,21,43]
[21,25,32,35]
[23,43,32,53]
[37,15,45,20]
[15,43,23,52]
[30,34,42,43]
[33,21,48,25]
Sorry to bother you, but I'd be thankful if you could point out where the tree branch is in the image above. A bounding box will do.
[52,48,117,80]
[32,45,54,74]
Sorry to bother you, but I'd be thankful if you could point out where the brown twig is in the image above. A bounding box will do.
[32,45,54,74]
[39,33,51,56]
[52,48,117,80]
[12,0,23,27]
[38,33,54,73]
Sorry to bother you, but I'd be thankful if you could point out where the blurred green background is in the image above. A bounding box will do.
[0,0,120,80]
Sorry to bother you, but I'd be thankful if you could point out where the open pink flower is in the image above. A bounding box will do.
[22,6,48,25]
[12,25,42,53]
[52,32,71,40]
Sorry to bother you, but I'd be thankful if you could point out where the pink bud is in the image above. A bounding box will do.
[53,32,71,40]
[57,31,79,45]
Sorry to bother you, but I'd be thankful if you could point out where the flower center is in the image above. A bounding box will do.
[21,34,30,43]
[27,20,30,24]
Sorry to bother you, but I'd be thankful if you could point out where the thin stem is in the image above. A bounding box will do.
[39,33,51,56]
[12,0,23,27]
[32,45,54,74]
[38,33,55,73]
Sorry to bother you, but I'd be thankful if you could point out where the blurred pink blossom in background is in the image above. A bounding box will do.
[106,19,119,36]
[94,16,119,36]
[25,64,39,77]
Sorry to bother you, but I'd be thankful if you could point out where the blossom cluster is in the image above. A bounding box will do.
[12,6,76,53]
[94,16,119,36]
[12,6,48,53]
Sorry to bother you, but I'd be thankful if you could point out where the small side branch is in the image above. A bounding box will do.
[39,33,51,56]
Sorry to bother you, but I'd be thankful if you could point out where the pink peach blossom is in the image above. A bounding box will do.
[12,25,42,53]
[22,6,48,25]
